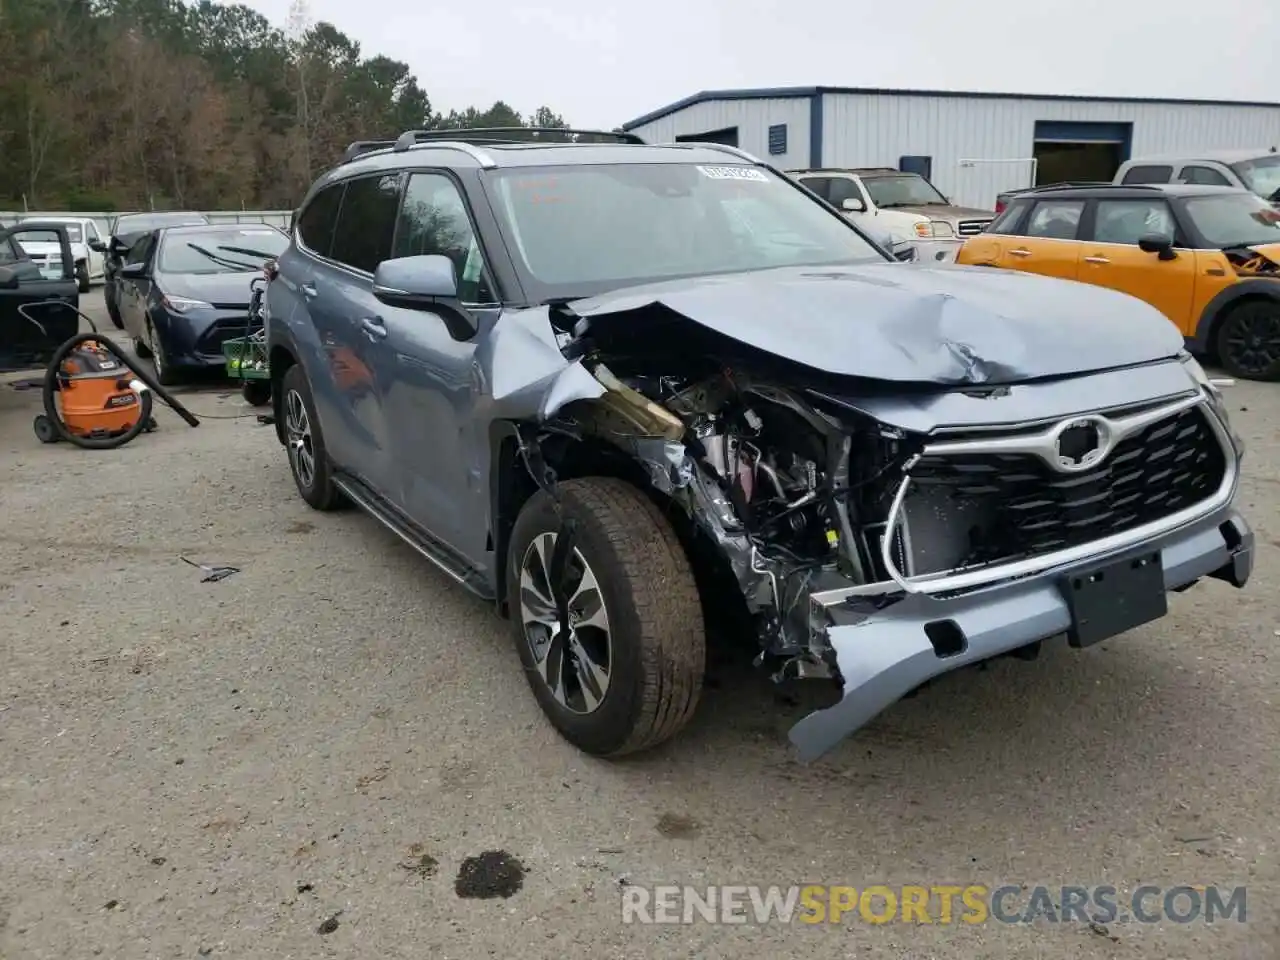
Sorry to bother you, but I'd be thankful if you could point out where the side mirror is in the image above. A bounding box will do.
[372,254,478,341]
[1138,235,1177,260]
[119,262,147,278]
[0,266,18,290]
[88,238,107,253]
[841,197,867,213]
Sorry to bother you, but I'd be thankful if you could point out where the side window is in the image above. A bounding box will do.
[827,178,867,208]
[1092,199,1177,245]
[393,172,494,303]
[799,177,831,202]
[125,233,154,265]
[296,182,345,259]
[330,173,403,273]
[1180,164,1231,186]
[1025,200,1085,240]
[1121,164,1173,185]
[0,235,20,265]
[85,222,100,241]
[986,199,1031,235]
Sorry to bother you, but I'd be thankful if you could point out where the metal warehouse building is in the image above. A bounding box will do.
[621,86,1280,210]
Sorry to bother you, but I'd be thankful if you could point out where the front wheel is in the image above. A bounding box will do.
[1216,300,1280,381]
[75,260,90,293]
[506,477,706,757]
[146,321,180,387]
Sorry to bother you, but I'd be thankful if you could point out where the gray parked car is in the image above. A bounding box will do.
[265,128,1254,761]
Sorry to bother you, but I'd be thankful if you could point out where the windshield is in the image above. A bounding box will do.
[157,227,288,274]
[1231,155,1280,200]
[861,174,949,208]
[1182,192,1280,248]
[17,229,66,246]
[487,163,885,296]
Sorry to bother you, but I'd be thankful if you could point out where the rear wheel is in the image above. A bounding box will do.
[506,477,706,757]
[241,380,271,407]
[281,363,344,510]
[1216,300,1280,381]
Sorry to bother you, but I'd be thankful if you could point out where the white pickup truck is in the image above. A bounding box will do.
[10,216,107,292]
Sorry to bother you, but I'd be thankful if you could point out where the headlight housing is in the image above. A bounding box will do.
[913,220,955,239]
[1181,353,1243,456]
[162,295,212,313]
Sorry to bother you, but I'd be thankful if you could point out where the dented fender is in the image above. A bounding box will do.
[475,305,605,421]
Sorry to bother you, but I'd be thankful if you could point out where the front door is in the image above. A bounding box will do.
[1078,197,1197,332]
[116,232,157,341]
[0,224,79,370]
[379,170,498,561]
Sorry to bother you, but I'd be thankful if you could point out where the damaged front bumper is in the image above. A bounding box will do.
[788,510,1254,761]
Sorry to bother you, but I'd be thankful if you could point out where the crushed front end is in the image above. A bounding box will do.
[523,300,1253,761]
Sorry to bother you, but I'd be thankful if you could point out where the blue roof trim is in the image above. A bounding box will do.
[808,91,823,168]
[620,85,1280,131]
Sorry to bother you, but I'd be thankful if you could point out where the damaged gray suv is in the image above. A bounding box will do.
[266,128,1254,761]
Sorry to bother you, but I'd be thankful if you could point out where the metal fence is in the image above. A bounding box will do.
[0,210,292,236]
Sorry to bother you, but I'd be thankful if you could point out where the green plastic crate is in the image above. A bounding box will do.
[223,335,270,380]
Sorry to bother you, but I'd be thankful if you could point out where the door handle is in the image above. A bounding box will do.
[1008,248,1031,257]
[360,317,387,341]
[1084,255,1111,264]
[300,281,318,300]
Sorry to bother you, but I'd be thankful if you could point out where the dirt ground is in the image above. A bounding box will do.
[1,292,1277,960]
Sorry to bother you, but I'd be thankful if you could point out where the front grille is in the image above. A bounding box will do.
[898,405,1227,576]
[956,219,992,236]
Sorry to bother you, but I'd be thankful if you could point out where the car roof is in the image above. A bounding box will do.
[312,138,767,192]
[157,223,284,236]
[1009,183,1252,200]
[10,219,80,229]
[1123,148,1279,165]
[787,167,906,176]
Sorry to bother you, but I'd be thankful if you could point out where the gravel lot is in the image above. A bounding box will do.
[1,291,1276,960]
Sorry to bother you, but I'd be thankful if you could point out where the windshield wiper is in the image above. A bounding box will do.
[215,244,279,260]
[185,242,258,271]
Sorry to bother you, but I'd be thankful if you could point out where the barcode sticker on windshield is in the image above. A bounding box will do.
[696,165,770,183]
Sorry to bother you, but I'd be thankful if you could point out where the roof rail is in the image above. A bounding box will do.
[342,140,396,163]
[671,141,763,164]
[1010,180,1156,195]
[395,127,644,147]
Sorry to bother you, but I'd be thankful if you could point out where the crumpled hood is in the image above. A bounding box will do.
[567,263,1187,385]
[1241,242,1280,267]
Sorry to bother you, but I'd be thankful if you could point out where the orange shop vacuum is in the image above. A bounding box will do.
[18,301,200,450]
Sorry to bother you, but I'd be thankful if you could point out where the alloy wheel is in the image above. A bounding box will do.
[518,531,613,715]
[285,388,316,490]
[1222,309,1280,377]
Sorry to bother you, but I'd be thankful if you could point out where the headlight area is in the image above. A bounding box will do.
[162,294,212,314]
[1180,353,1243,457]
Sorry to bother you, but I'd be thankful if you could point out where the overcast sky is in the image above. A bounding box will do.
[232,0,1277,129]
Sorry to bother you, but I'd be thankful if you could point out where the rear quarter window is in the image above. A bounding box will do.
[1121,164,1173,185]
[296,182,345,258]
[986,200,1031,234]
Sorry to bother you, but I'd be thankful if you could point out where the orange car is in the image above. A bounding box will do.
[956,183,1280,381]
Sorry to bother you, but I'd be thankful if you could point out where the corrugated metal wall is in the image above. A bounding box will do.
[822,93,1280,209]
[628,98,811,169]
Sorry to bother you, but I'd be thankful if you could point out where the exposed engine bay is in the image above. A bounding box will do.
[532,333,926,681]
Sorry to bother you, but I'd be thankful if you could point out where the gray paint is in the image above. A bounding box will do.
[267,135,1253,761]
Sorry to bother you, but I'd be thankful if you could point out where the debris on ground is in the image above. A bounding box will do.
[317,913,341,935]
[454,850,525,899]
[180,557,240,583]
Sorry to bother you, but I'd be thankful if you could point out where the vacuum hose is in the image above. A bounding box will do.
[42,332,200,450]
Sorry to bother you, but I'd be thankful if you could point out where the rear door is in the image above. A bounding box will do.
[1077,197,1197,332]
[0,224,80,368]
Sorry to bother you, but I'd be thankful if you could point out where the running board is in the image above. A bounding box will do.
[332,474,495,600]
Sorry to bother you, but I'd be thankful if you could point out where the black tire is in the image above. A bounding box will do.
[132,336,153,359]
[146,320,180,387]
[506,477,705,757]
[241,380,272,407]
[1215,300,1280,382]
[33,414,59,444]
[75,260,90,293]
[280,363,344,510]
[105,284,125,330]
